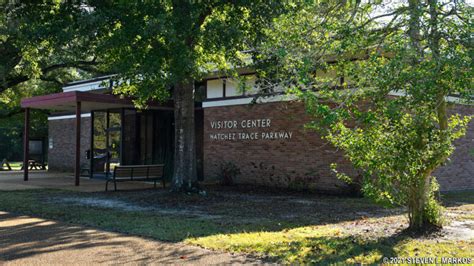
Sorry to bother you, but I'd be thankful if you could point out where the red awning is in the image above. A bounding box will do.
[21,91,173,112]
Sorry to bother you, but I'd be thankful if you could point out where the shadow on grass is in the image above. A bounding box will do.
[188,224,428,264]
[1,188,471,264]
[0,211,128,261]
[0,187,403,242]
[259,233,405,264]
[0,212,256,264]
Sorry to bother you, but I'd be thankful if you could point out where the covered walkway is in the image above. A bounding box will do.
[20,91,173,187]
[0,171,159,192]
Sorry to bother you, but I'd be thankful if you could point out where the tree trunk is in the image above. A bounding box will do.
[406,0,443,231]
[171,81,198,192]
[408,172,433,230]
[428,0,448,132]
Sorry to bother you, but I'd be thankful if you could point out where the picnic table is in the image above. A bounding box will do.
[1,159,12,171]
[21,160,47,170]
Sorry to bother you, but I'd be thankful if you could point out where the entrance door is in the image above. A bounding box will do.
[121,110,175,180]
[91,110,122,178]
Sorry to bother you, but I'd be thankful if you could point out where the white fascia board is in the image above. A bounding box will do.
[62,80,109,92]
[48,113,92,120]
[202,94,298,108]
[203,90,472,108]
[388,91,472,105]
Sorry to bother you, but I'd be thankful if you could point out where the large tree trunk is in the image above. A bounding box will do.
[171,81,198,192]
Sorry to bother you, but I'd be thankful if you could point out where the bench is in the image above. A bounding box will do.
[105,164,165,191]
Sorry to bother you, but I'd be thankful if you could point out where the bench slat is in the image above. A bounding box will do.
[112,164,164,180]
[107,164,166,191]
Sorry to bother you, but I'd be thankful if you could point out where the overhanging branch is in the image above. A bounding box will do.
[0,59,102,93]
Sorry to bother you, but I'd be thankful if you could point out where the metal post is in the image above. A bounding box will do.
[23,108,30,181]
[90,111,94,179]
[75,102,81,186]
[105,110,110,178]
[120,108,124,165]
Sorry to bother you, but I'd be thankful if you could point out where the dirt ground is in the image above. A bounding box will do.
[0,211,261,265]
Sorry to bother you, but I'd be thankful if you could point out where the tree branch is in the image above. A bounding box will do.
[41,59,98,73]
[0,59,101,93]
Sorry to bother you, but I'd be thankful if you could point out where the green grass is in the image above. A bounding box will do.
[0,189,303,242]
[0,190,221,241]
[0,190,220,241]
[186,225,473,264]
[0,189,472,264]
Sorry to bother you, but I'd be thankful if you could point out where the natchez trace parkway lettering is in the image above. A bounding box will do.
[209,119,293,141]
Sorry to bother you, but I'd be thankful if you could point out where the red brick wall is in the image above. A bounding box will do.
[203,101,359,193]
[48,117,91,172]
[203,101,473,193]
[434,104,474,191]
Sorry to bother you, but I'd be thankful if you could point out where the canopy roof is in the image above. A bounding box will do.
[21,91,173,112]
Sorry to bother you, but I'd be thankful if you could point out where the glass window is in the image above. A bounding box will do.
[206,79,224,98]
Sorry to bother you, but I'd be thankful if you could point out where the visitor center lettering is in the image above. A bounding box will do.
[209,118,293,141]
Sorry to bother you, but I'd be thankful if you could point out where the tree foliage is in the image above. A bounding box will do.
[258,0,473,230]
[91,1,287,103]
[90,0,289,191]
[0,1,107,161]
[1,1,104,93]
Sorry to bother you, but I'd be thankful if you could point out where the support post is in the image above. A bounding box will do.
[90,111,94,179]
[120,108,125,165]
[105,110,110,178]
[75,102,81,186]
[23,108,30,181]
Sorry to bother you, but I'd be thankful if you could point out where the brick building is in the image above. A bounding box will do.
[22,74,473,193]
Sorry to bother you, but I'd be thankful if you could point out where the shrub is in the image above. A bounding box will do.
[218,161,241,186]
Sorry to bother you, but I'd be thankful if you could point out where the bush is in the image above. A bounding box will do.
[218,161,241,186]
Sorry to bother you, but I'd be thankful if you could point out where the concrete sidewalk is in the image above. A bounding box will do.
[0,211,261,265]
[0,171,160,192]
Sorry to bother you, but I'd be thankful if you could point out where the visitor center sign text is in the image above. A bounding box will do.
[209,119,293,141]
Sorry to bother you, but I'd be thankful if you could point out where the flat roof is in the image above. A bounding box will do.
[62,75,115,88]
[21,91,173,112]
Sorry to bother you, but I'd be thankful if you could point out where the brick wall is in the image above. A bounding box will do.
[434,104,474,191]
[47,102,472,191]
[48,117,91,172]
[203,101,359,193]
[203,101,473,193]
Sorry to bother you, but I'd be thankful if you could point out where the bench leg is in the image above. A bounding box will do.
[154,180,157,189]
[105,180,109,192]
[162,179,165,189]
[114,181,117,191]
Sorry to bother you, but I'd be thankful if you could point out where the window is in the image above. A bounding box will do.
[225,78,240,97]
[206,79,224,99]
[243,75,258,95]
[205,74,259,99]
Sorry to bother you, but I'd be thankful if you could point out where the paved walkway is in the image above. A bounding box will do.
[0,211,261,265]
[0,171,160,192]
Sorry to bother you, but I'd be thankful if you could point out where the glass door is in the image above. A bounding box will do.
[107,110,122,174]
[91,110,122,178]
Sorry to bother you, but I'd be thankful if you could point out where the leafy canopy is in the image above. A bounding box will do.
[91,1,290,104]
[257,0,472,227]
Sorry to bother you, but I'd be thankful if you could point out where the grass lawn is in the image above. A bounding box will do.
[0,187,472,264]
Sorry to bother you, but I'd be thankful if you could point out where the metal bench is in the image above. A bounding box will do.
[105,164,165,191]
